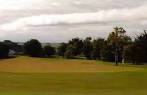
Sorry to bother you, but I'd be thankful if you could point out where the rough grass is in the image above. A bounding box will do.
[0,56,142,73]
[0,56,146,95]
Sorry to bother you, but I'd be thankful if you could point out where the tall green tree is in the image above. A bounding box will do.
[24,39,42,57]
[63,38,83,58]
[68,38,83,56]
[107,26,129,65]
[125,31,147,64]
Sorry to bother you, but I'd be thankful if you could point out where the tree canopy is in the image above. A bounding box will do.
[43,45,56,57]
[24,39,42,57]
[0,42,9,58]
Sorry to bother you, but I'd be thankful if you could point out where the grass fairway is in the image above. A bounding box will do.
[0,56,146,95]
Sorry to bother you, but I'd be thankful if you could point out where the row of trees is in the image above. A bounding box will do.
[57,27,147,65]
[0,26,147,65]
[124,31,147,64]
[0,40,23,58]
[58,27,130,59]
[24,39,55,57]
[0,39,55,58]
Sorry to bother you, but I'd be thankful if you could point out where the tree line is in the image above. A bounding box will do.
[0,26,147,65]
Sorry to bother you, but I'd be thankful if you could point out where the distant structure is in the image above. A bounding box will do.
[9,50,16,56]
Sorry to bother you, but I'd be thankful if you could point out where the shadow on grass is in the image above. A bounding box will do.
[29,55,57,59]
[68,57,85,59]
[0,56,17,60]
[29,55,87,60]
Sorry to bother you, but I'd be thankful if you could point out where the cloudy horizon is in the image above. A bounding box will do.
[0,0,147,43]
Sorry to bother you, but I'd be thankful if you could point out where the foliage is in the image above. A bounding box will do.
[101,44,115,62]
[3,40,23,54]
[107,27,131,65]
[124,32,147,64]
[68,38,83,56]
[124,44,137,64]
[0,42,9,57]
[24,39,42,57]
[57,43,67,56]
[91,38,105,60]
[64,45,75,59]
[82,37,93,59]
[2,26,147,65]
[43,45,56,57]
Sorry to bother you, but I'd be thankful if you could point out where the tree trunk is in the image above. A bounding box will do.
[115,48,118,66]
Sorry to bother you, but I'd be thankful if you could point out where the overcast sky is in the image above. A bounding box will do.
[0,0,147,42]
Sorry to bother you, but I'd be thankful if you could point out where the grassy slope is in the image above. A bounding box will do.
[0,56,142,73]
[0,56,146,95]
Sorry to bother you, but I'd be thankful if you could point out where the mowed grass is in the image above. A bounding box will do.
[0,56,146,95]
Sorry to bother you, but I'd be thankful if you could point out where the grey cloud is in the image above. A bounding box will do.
[0,0,147,42]
[1,4,147,31]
